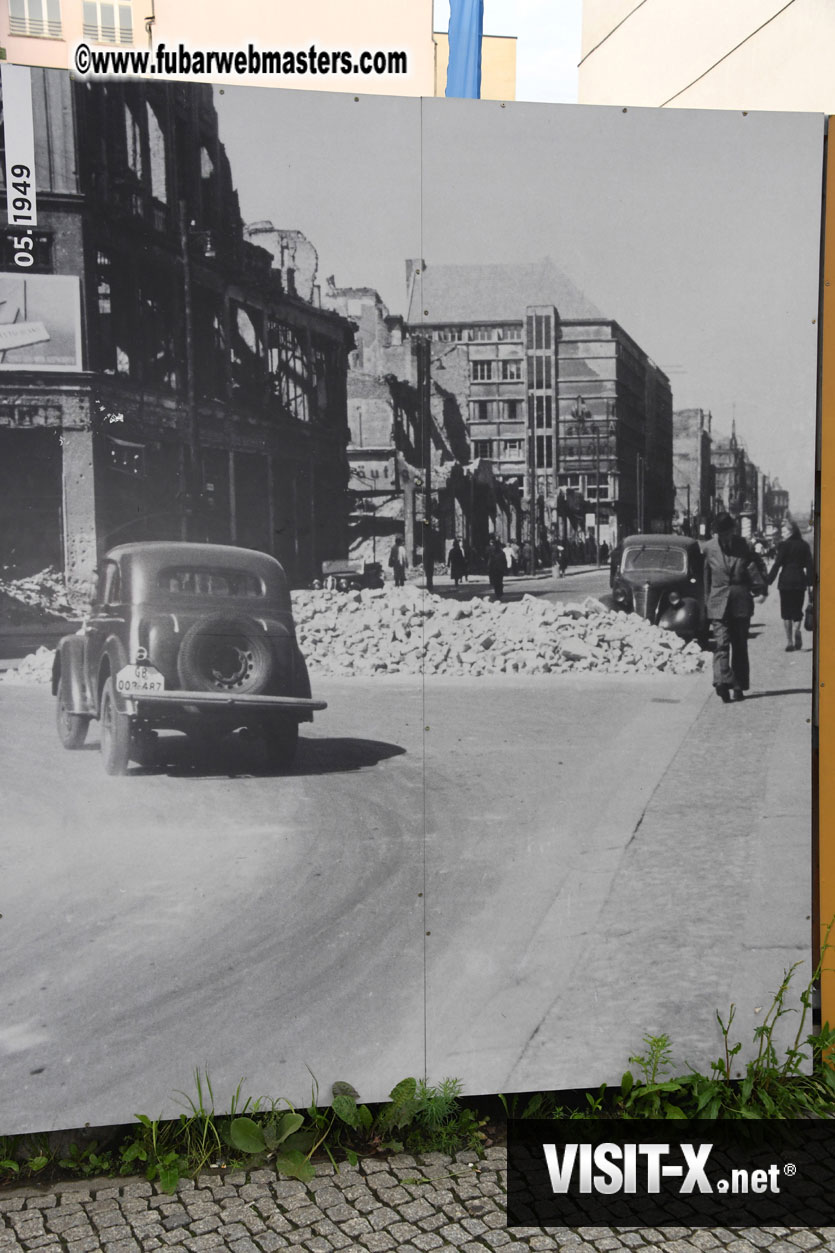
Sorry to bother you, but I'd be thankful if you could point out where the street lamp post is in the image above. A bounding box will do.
[594,424,601,567]
[416,335,433,592]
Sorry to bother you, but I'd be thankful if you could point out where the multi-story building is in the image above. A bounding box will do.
[0,71,354,585]
[405,258,674,550]
[672,408,714,534]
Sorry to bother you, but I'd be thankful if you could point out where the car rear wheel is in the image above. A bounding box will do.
[264,719,299,770]
[56,681,90,750]
[100,677,132,776]
[177,613,277,695]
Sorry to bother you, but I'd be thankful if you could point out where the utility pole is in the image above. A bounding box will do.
[528,392,536,575]
[416,335,433,592]
[594,425,601,566]
[179,200,200,541]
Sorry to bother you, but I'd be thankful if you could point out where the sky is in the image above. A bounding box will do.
[432,0,583,105]
[214,36,822,515]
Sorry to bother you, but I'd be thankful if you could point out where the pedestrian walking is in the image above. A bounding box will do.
[766,519,814,651]
[447,538,467,588]
[488,538,508,600]
[703,511,768,702]
[388,535,407,588]
[556,542,568,577]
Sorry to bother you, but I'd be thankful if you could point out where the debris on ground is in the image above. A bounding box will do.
[0,567,85,627]
[292,587,706,677]
[1,589,706,686]
[0,645,56,685]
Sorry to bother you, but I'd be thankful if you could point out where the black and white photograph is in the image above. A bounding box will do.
[0,71,822,1134]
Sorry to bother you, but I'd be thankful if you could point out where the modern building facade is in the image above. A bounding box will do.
[405,258,675,552]
[0,70,354,585]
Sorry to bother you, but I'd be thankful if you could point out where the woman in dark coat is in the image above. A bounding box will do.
[767,521,814,651]
[447,539,467,587]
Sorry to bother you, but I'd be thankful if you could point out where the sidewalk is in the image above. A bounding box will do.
[2,1150,833,1251]
[421,565,603,597]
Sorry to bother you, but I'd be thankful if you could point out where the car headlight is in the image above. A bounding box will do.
[337,578,349,591]
[667,592,681,606]
[613,586,628,603]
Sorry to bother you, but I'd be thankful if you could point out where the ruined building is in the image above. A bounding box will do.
[672,408,714,534]
[0,72,354,585]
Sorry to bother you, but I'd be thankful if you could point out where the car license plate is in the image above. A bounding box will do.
[115,664,165,695]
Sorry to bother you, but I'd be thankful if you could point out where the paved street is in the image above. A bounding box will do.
[2,1152,835,1252]
[0,589,812,1137]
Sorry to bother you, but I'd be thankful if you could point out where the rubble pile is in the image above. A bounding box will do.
[0,567,84,627]
[0,646,56,686]
[0,590,706,686]
[291,587,706,678]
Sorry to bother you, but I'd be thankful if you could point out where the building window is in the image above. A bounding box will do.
[436,327,463,342]
[147,103,167,204]
[471,400,494,423]
[83,1,133,43]
[535,435,553,469]
[505,399,520,422]
[586,473,610,502]
[526,313,552,351]
[504,440,523,457]
[534,395,553,429]
[501,359,522,382]
[10,0,62,37]
[231,303,265,403]
[140,271,179,391]
[124,102,143,181]
[97,250,112,316]
[269,321,310,422]
[469,326,494,342]
[558,474,582,488]
[532,356,552,388]
[499,325,523,341]
[471,360,493,382]
[473,439,492,459]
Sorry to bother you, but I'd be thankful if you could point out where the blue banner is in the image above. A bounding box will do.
[445,0,484,98]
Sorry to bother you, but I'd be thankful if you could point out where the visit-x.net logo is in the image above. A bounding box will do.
[507,1120,835,1227]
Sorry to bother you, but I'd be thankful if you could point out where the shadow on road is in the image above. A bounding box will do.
[741,687,813,701]
[128,732,406,779]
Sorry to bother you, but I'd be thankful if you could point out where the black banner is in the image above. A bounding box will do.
[507,1119,835,1227]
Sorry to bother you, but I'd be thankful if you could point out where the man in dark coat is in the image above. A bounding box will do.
[487,538,508,600]
[703,512,767,702]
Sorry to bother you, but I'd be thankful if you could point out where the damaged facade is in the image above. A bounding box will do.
[0,72,353,586]
[320,281,472,567]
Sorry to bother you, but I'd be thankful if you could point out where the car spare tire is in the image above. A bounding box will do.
[177,613,277,695]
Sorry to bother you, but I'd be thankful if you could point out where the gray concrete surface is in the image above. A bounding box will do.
[2,1150,834,1251]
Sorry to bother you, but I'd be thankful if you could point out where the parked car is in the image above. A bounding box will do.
[52,541,325,776]
[318,559,385,591]
[610,534,707,644]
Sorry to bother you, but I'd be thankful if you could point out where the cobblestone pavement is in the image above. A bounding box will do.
[2,1149,834,1252]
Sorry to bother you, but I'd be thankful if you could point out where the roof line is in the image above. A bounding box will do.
[659,0,797,106]
[577,0,649,68]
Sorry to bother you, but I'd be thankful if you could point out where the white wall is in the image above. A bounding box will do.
[579,0,835,112]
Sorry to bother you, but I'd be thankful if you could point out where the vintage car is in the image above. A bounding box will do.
[317,558,385,591]
[610,533,707,643]
[52,541,325,776]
